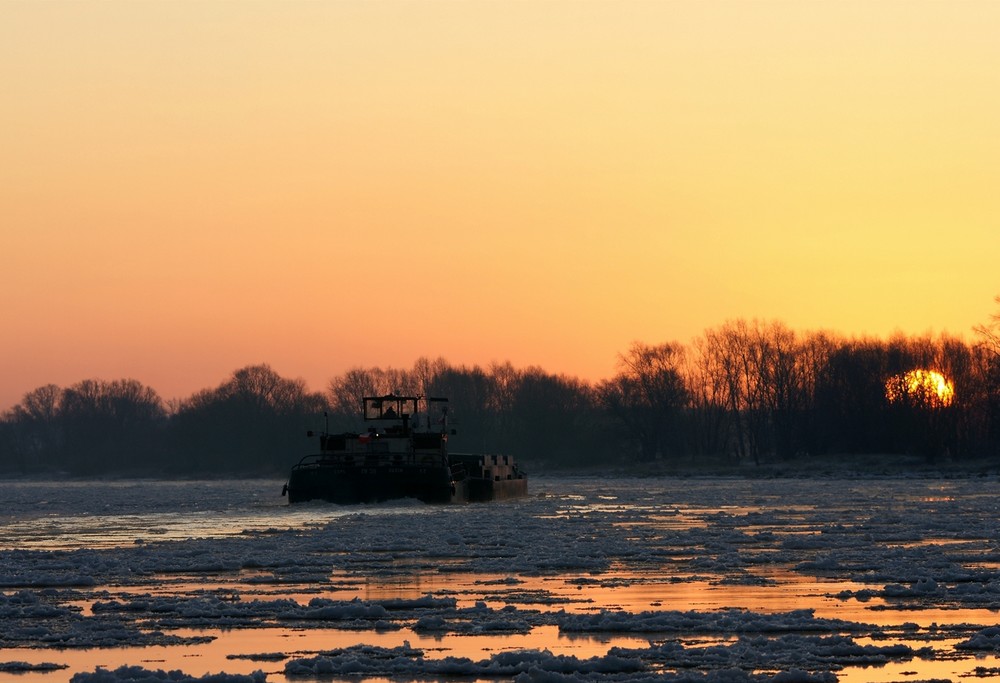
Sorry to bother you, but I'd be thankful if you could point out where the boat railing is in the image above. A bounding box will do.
[292,450,448,470]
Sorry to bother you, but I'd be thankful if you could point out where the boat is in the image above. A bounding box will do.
[282,394,528,504]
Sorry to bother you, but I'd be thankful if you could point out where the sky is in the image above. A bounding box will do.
[2,1,999,411]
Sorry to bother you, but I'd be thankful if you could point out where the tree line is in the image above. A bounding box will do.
[3,314,1000,477]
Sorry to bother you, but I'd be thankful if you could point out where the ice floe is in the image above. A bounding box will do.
[2,476,1000,682]
[70,666,265,682]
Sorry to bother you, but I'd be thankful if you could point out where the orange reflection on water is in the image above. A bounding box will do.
[6,478,1000,683]
[6,561,1000,683]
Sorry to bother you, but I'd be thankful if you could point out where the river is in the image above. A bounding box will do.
[1,475,999,682]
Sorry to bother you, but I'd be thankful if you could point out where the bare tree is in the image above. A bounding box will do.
[171,365,326,473]
[794,330,839,455]
[3,384,64,471]
[430,364,493,452]
[599,341,688,462]
[487,361,521,453]
[410,356,450,396]
[700,321,754,461]
[696,320,816,463]
[684,337,733,460]
[59,378,166,473]
[974,295,1000,357]
[512,368,602,466]
[327,367,384,418]
[326,364,427,420]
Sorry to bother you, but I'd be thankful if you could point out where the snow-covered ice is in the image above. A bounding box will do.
[2,475,1000,682]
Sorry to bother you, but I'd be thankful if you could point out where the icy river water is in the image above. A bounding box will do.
[2,475,1000,682]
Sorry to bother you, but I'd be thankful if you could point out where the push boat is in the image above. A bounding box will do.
[282,394,527,504]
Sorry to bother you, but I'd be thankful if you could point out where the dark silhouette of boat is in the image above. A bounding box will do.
[282,394,527,504]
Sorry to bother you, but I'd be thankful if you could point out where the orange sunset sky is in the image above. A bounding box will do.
[2,1,999,411]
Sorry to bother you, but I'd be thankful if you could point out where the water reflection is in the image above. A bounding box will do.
[0,482,432,551]
[3,477,1000,683]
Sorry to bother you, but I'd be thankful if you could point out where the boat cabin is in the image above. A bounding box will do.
[361,394,452,436]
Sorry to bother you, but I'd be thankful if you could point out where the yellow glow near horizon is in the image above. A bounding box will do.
[2,1,1000,410]
[885,370,955,408]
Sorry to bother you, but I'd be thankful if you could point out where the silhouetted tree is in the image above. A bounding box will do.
[8,312,1000,477]
[793,331,839,457]
[410,357,451,396]
[326,364,426,429]
[699,320,780,463]
[487,361,521,454]
[974,295,1000,358]
[684,336,733,461]
[974,295,1000,459]
[171,364,326,473]
[756,321,810,460]
[1,384,64,473]
[598,341,688,462]
[815,338,893,455]
[326,367,382,426]
[512,368,607,467]
[428,364,493,453]
[59,379,166,474]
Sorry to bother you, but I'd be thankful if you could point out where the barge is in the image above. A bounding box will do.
[283,394,527,504]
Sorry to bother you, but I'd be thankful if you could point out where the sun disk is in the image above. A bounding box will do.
[885,369,955,408]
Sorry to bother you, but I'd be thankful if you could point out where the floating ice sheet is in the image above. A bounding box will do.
[2,476,1000,683]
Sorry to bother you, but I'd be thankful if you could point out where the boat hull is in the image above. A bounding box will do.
[285,454,528,505]
[466,476,528,502]
[286,462,460,504]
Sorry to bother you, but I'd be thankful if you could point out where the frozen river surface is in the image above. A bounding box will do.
[2,475,1000,682]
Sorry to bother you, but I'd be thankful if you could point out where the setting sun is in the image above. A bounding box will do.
[2,0,1000,412]
[885,369,955,408]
